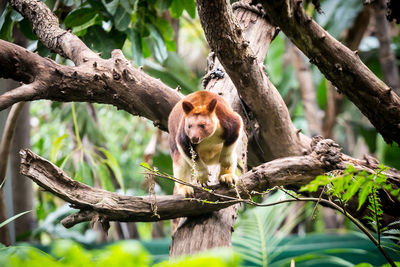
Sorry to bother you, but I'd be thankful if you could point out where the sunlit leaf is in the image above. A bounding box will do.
[358,181,373,210]
[50,133,68,163]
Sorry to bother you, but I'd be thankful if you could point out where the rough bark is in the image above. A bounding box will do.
[9,0,98,66]
[261,0,400,145]
[19,139,400,227]
[197,0,309,161]
[7,23,35,242]
[322,6,371,138]
[170,1,263,255]
[0,40,180,131]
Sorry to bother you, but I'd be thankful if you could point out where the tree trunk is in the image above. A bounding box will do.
[0,79,11,245]
[170,1,275,256]
[10,98,34,241]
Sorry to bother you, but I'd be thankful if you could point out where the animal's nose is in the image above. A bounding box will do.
[191,137,199,144]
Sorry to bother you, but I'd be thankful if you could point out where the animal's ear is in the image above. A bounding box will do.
[207,98,217,113]
[182,101,194,114]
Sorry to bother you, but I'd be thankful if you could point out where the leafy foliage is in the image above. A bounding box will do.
[232,191,305,266]
[0,240,240,267]
[0,239,150,267]
[301,164,400,210]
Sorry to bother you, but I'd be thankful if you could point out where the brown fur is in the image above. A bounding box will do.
[168,91,242,196]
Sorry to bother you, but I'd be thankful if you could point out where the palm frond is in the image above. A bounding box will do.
[232,191,304,267]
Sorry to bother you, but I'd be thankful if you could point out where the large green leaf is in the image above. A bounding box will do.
[145,25,168,63]
[128,28,143,66]
[113,5,132,31]
[64,8,102,35]
[19,19,37,40]
[315,0,362,39]
[98,147,125,192]
[101,0,119,15]
[170,0,184,18]
[50,133,68,163]
[96,162,116,192]
[0,9,14,40]
[232,191,305,266]
[183,0,196,18]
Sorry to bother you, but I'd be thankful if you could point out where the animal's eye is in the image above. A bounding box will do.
[199,124,205,129]
[188,124,192,129]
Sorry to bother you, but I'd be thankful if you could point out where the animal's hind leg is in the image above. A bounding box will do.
[173,157,194,196]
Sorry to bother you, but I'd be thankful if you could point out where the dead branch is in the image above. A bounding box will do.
[19,138,400,230]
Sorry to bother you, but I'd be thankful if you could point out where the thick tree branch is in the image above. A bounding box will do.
[322,6,371,138]
[197,0,310,161]
[0,83,38,110]
[0,40,180,130]
[260,0,400,145]
[19,139,400,229]
[19,139,337,227]
[9,0,98,66]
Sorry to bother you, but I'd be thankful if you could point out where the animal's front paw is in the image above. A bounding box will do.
[176,184,194,197]
[219,173,237,185]
[196,169,209,186]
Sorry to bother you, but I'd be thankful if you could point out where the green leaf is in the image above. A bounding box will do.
[145,24,168,62]
[345,164,356,174]
[358,181,373,210]
[96,163,115,192]
[0,4,9,30]
[50,133,68,163]
[64,8,102,35]
[152,17,174,42]
[157,0,172,11]
[342,176,364,202]
[128,28,143,66]
[74,162,94,186]
[102,0,119,15]
[98,147,125,192]
[170,0,184,18]
[113,5,131,31]
[0,210,32,229]
[65,8,97,28]
[19,19,37,40]
[183,0,196,18]
[140,162,151,169]
[82,25,126,58]
[0,11,14,40]
[10,10,23,22]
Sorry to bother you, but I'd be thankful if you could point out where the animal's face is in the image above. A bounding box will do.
[184,114,216,144]
[181,98,218,144]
